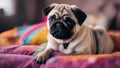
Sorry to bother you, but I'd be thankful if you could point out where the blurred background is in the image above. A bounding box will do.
[0,0,120,32]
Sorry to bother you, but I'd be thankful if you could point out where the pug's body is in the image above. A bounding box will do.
[35,3,114,64]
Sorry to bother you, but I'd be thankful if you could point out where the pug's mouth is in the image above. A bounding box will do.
[50,23,73,39]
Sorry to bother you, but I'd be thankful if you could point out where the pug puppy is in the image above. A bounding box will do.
[35,3,114,64]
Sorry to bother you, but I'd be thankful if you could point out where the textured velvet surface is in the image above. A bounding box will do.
[0,45,120,68]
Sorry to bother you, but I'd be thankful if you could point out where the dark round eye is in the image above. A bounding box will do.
[65,17,75,29]
[49,15,56,22]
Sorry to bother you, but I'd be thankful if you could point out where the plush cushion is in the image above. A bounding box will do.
[20,17,48,45]
[108,31,120,51]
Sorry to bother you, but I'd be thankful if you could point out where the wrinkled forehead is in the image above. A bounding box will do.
[48,4,73,17]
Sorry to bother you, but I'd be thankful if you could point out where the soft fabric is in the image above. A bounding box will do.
[0,54,41,68]
[20,17,48,45]
[0,28,19,47]
[0,17,48,46]
[0,45,120,68]
[0,23,33,47]
[108,31,120,51]
[30,27,48,45]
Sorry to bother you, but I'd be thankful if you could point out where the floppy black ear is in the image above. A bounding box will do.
[43,4,56,16]
[71,6,87,25]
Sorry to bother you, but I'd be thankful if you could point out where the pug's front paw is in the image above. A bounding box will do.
[34,49,53,64]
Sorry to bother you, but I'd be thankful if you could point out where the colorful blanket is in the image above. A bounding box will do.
[0,45,120,68]
[19,16,48,45]
[0,17,48,46]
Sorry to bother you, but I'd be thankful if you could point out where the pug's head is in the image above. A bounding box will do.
[43,3,87,39]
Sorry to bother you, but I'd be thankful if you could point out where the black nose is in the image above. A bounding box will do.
[50,22,73,39]
[55,22,64,32]
[55,22,63,27]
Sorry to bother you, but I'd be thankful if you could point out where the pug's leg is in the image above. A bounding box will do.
[34,48,53,64]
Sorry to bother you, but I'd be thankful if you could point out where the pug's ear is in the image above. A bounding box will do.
[71,5,87,25]
[43,3,57,16]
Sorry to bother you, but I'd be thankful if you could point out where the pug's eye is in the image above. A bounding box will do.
[65,17,75,29]
[49,15,56,22]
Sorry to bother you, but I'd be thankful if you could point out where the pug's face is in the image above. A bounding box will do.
[43,3,87,39]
